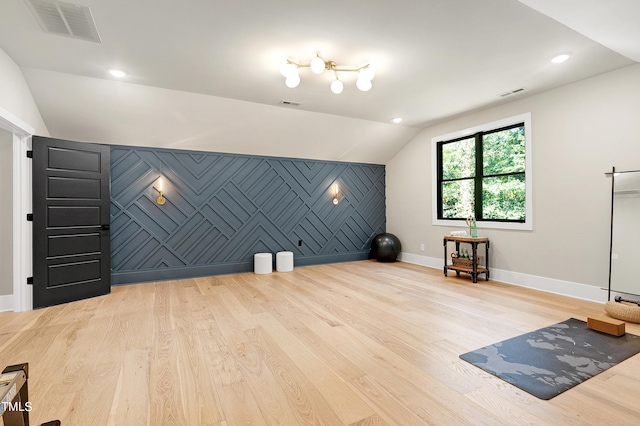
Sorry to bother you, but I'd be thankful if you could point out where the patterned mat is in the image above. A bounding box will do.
[460,318,640,399]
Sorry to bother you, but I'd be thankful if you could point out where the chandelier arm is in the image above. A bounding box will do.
[285,59,370,72]
[333,64,370,73]
[286,59,308,68]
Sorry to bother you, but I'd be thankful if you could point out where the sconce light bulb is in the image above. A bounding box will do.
[155,177,166,205]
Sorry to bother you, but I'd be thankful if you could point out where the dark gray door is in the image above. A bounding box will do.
[32,136,111,308]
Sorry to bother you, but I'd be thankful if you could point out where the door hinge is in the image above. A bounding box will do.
[27,277,33,285]
[26,214,33,221]
[26,150,33,158]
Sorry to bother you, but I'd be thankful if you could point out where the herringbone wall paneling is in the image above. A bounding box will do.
[110,147,386,284]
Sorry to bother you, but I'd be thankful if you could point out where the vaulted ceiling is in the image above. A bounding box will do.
[0,0,637,163]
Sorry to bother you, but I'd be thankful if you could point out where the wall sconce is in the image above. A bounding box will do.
[154,177,166,205]
[332,183,340,205]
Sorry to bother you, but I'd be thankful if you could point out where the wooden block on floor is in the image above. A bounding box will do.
[587,316,625,336]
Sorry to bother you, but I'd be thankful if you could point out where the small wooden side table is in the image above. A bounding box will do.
[443,236,490,283]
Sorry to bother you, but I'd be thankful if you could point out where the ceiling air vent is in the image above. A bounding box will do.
[498,87,527,98]
[280,100,301,107]
[25,0,102,43]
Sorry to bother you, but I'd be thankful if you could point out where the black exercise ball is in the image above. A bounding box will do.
[370,233,402,262]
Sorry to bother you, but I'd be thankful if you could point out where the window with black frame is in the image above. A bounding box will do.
[437,123,526,222]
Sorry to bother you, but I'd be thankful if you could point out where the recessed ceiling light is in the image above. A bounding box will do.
[550,53,571,64]
[392,117,403,124]
[109,69,127,78]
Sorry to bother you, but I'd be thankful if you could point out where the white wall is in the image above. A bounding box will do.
[0,129,12,296]
[0,47,48,308]
[0,48,48,136]
[387,63,640,301]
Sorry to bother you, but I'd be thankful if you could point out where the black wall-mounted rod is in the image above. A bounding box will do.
[607,166,615,302]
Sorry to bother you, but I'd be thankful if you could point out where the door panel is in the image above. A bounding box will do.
[32,136,111,308]
[48,233,101,258]
[47,206,101,227]
[48,260,101,287]
[48,176,101,199]
[48,147,102,172]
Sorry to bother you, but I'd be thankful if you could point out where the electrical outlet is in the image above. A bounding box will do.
[420,243,425,251]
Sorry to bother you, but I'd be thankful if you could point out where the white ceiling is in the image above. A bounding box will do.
[0,0,637,163]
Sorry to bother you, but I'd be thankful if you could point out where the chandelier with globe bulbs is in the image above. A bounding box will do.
[280,53,375,95]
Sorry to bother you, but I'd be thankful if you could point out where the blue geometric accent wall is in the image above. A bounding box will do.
[110,146,385,284]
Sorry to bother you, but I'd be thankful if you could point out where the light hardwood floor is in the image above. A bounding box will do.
[1,260,639,425]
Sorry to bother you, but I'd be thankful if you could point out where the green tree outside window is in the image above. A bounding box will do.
[438,124,525,222]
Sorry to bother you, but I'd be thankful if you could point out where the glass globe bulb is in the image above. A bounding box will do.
[285,74,300,88]
[310,57,325,74]
[280,62,297,77]
[359,67,375,81]
[356,78,372,92]
[330,79,344,94]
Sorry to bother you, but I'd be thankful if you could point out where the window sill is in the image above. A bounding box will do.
[434,218,532,231]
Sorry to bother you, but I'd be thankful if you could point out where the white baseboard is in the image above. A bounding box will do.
[400,252,443,271]
[399,252,608,304]
[0,255,616,312]
[0,294,14,312]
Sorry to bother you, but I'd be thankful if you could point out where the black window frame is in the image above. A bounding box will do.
[436,122,526,223]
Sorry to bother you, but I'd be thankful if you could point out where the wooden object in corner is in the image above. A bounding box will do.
[587,316,625,336]
[443,236,490,283]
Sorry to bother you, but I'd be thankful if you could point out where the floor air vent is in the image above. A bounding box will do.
[25,0,102,43]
